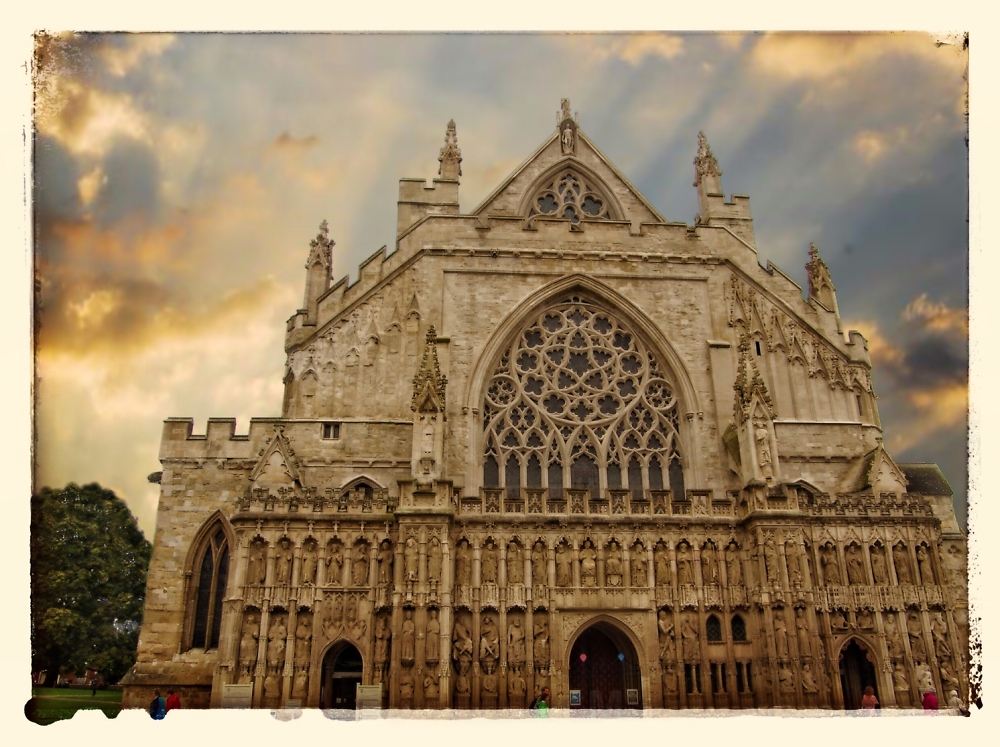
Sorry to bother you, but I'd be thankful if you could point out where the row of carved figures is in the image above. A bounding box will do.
[241,532,952,592]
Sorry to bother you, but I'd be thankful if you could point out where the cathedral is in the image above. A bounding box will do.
[121,100,968,712]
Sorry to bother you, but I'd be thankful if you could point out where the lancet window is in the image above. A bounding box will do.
[188,527,229,650]
[483,296,682,497]
[526,170,613,224]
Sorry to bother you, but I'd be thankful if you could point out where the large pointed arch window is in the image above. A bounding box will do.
[188,526,229,650]
[483,296,682,497]
[527,170,614,224]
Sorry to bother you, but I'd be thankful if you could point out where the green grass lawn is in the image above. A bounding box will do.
[26,687,124,726]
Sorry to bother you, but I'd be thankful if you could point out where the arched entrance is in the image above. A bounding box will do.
[568,621,642,710]
[320,642,363,709]
[839,639,878,710]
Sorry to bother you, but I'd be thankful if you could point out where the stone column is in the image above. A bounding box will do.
[622,542,631,589]
[572,540,581,589]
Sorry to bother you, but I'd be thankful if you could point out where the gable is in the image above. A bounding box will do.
[250,430,302,488]
[472,130,665,224]
[861,443,909,494]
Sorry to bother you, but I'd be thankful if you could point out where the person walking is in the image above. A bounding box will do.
[149,690,167,720]
[530,686,551,716]
[861,686,878,714]
[166,690,181,712]
[922,689,939,712]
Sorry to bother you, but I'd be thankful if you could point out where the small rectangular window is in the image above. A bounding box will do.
[855,394,863,417]
[754,340,761,356]
[322,422,341,439]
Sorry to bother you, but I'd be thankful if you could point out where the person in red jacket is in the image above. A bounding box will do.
[922,689,939,711]
[166,690,181,712]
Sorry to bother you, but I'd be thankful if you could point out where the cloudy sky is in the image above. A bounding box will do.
[31,32,969,538]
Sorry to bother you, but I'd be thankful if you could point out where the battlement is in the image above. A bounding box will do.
[397,177,460,237]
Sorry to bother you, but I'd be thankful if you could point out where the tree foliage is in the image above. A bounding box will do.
[31,483,152,685]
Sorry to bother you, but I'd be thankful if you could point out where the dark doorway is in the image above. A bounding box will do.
[321,642,363,709]
[568,621,642,710]
[839,639,878,710]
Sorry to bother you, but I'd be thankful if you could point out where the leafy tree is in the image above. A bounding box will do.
[31,483,152,685]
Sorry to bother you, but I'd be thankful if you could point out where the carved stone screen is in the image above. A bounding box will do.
[483,296,682,496]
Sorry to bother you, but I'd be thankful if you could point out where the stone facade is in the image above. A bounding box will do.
[121,100,968,711]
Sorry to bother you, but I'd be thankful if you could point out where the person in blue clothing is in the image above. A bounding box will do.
[149,689,167,720]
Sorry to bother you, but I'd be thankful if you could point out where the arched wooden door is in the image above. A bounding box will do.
[568,621,642,709]
[839,639,878,710]
[320,642,363,709]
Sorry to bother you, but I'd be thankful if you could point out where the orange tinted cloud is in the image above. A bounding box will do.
[902,293,969,336]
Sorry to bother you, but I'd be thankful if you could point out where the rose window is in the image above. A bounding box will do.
[527,171,612,224]
[483,297,682,499]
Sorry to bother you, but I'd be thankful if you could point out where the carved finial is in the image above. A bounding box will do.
[560,98,572,122]
[305,220,334,271]
[733,333,773,424]
[412,325,447,413]
[693,131,722,187]
[805,242,836,302]
[438,119,462,179]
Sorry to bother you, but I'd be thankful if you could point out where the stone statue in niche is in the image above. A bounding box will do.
[655,544,671,586]
[677,543,694,585]
[556,544,572,587]
[266,615,287,671]
[662,662,678,694]
[725,543,742,586]
[264,672,280,699]
[580,539,598,587]
[454,660,471,701]
[239,614,259,682]
[508,667,527,708]
[481,659,498,704]
[347,595,367,641]
[531,542,546,586]
[481,540,499,584]
[801,661,819,693]
[857,608,875,630]
[870,545,888,584]
[821,546,841,586]
[846,545,866,586]
[480,614,500,663]
[425,608,441,665]
[893,543,913,584]
[427,539,442,582]
[885,615,904,659]
[452,618,474,664]
[907,613,927,660]
[773,613,789,658]
[916,545,935,585]
[681,616,699,662]
[275,538,293,586]
[326,541,344,586]
[916,663,933,694]
[248,539,267,586]
[606,541,623,587]
[403,537,418,582]
[785,541,802,585]
[533,619,550,666]
[507,542,523,585]
[939,662,959,692]
[455,540,472,586]
[795,608,811,658]
[763,537,780,584]
[399,668,414,706]
[893,662,910,692]
[657,609,675,661]
[377,540,394,585]
[931,612,952,660]
[374,615,391,672]
[400,609,416,664]
[561,124,574,154]
[701,543,718,585]
[292,668,309,699]
[631,545,647,586]
[508,617,526,667]
[830,610,848,631]
[300,542,318,586]
[424,672,439,703]
[778,661,795,692]
[352,543,369,586]
[754,420,772,478]
[294,615,312,668]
